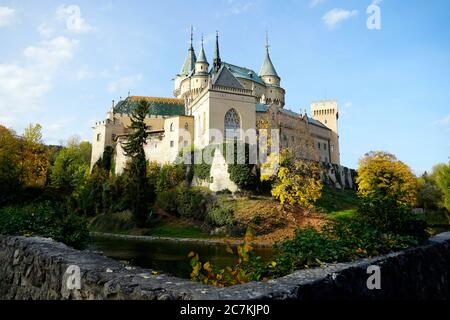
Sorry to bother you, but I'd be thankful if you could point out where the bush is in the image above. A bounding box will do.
[205,207,234,228]
[156,186,181,214]
[177,187,216,220]
[156,163,186,193]
[269,218,419,277]
[0,201,89,249]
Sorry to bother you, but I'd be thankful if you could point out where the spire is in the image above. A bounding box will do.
[213,31,222,73]
[196,34,208,64]
[259,31,279,78]
[179,26,197,76]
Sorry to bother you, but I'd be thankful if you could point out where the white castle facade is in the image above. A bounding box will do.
[91,32,342,191]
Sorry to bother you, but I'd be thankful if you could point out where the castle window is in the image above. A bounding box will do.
[170,141,174,148]
[112,134,116,141]
[318,142,321,149]
[96,133,101,141]
[224,108,241,140]
[324,143,327,150]
[184,122,189,130]
[170,123,174,132]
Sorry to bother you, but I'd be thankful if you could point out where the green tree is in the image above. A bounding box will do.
[50,143,90,191]
[123,100,152,227]
[431,163,450,211]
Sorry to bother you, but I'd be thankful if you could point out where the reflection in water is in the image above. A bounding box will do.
[88,235,273,279]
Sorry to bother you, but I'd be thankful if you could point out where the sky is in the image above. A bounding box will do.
[0,0,449,173]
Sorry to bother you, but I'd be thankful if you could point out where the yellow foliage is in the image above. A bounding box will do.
[269,150,323,208]
[356,151,418,207]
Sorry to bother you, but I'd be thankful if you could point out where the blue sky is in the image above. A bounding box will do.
[0,0,449,173]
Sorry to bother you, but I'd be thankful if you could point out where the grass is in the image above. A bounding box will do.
[144,220,219,239]
[327,209,357,221]
[314,186,359,221]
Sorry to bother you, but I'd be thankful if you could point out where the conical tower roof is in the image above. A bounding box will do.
[196,35,208,64]
[179,27,197,76]
[259,33,279,77]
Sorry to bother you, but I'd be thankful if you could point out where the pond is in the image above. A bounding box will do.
[88,235,274,279]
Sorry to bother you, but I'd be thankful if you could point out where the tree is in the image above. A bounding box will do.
[50,144,90,191]
[356,151,420,233]
[0,125,22,203]
[431,163,450,211]
[264,149,323,208]
[357,151,418,207]
[21,123,49,186]
[123,100,152,227]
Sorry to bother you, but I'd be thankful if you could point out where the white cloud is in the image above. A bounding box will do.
[433,115,450,126]
[107,74,143,93]
[38,23,55,38]
[0,36,79,120]
[56,4,93,34]
[74,66,94,80]
[309,0,325,8]
[322,8,358,29]
[0,6,15,27]
[224,0,253,16]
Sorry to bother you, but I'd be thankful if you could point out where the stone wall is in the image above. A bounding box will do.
[0,232,449,300]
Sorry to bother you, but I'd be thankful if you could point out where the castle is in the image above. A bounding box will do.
[91,31,342,191]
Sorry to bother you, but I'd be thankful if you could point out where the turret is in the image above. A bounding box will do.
[259,33,280,87]
[174,27,197,97]
[195,35,209,75]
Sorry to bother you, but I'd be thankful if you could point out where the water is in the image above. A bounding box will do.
[88,235,274,279]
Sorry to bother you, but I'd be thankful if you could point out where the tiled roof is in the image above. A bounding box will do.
[212,65,245,89]
[278,108,331,130]
[221,62,265,85]
[114,96,185,117]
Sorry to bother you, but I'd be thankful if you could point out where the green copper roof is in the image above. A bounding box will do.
[114,96,185,117]
[259,48,279,78]
[197,44,208,64]
[179,45,196,76]
[221,62,265,85]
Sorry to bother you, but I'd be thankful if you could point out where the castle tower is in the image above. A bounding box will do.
[311,100,340,164]
[259,33,285,107]
[259,33,280,87]
[174,27,196,95]
[195,35,209,75]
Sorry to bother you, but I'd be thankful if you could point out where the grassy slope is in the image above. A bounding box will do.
[314,186,359,220]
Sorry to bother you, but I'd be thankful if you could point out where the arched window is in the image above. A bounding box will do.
[170,123,174,132]
[224,108,241,140]
[184,122,189,130]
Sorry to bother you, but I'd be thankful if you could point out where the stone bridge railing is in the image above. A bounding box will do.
[0,232,449,300]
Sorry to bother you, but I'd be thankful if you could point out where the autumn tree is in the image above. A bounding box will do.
[123,100,152,227]
[21,123,49,186]
[262,149,323,208]
[356,151,420,232]
[0,125,22,204]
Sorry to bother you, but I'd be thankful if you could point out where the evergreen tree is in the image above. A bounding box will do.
[123,100,151,227]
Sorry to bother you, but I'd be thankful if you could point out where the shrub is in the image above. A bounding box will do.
[0,201,89,249]
[206,207,234,228]
[156,186,181,214]
[177,187,216,220]
[156,163,186,193]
